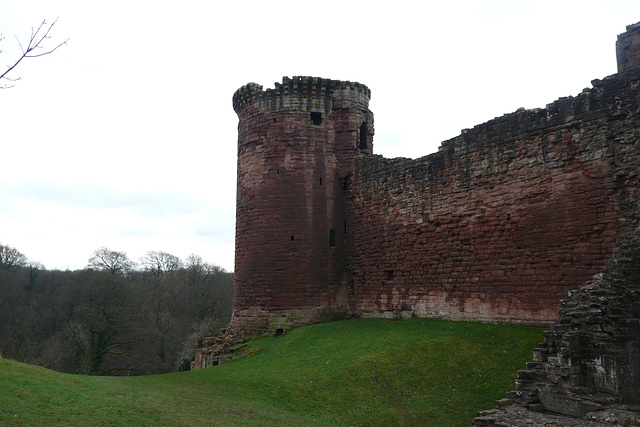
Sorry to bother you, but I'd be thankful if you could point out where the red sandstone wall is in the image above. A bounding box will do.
[229,68,640,334]
[348,73,640,325]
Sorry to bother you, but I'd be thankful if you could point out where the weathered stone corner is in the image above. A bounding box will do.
[191,328,248,370]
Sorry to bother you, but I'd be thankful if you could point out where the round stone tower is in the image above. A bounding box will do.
[229,76,374,334]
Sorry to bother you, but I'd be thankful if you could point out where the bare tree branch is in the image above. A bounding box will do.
[1,18,68,89]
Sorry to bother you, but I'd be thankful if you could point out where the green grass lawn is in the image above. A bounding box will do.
[0,318,543,426]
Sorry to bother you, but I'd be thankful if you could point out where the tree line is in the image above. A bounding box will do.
[0,244,233,375]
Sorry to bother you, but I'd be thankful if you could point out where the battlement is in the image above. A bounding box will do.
[437,68,640,158]
[232,76,371,115]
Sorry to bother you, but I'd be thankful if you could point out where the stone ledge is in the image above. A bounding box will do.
[473,405,639,426]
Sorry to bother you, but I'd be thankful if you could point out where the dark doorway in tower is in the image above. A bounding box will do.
[311,112,323,126]
[359,122,368,149]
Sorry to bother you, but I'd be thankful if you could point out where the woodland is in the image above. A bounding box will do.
[0,21,234,376]
[0,244,233,375]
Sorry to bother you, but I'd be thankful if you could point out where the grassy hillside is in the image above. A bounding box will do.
[0,318,543,426]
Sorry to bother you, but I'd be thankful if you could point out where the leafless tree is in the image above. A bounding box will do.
[1,18,68,89]
[88,247,135,276]
[185,254,223,283]
[0,243,27,270]
[141,251,183,276]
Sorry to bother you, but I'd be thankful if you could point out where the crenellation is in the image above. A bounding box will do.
[233,76,370,116]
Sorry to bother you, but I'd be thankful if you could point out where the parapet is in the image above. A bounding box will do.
[232,76,371,116]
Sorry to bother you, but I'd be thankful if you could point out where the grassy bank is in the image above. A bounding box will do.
[0,318,543,426]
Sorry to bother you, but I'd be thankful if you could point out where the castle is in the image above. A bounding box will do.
[196,22,640,424]
[191,22,640,424]
[226,25,640,337]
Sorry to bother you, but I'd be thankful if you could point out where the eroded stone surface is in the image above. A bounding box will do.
[473,404,640,426]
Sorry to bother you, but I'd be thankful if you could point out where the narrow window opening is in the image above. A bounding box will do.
[319,177,322,186]
[359,122,368,149]
[343,176,349,191]
[386,270,395,280]
[311,112,323,125]
[344,220,347,233]
[291,235,295,241]
[277,168,280,174]
[329,229,336,247]
[273,118,277,123]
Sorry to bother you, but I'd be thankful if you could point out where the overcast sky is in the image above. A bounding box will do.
[1,1,639,272]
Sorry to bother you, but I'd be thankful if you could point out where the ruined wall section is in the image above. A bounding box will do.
[348,70,640,325]
[473,226,640,425]
[229,77,372,334]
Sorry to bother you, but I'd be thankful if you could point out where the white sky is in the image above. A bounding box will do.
[0,1,639,272]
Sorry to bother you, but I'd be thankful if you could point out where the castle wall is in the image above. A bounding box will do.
[224,25,640,337]
[347,71,640,325]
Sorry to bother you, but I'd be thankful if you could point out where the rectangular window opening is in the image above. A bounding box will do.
[311,112,323,126]
[291,235,295,241]
[359,122,368,149]
[329,229,336,247]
